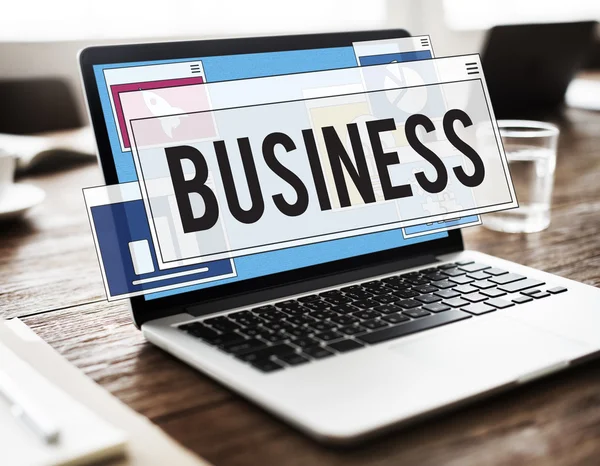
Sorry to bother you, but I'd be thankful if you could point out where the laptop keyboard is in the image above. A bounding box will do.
[177,261,568,373]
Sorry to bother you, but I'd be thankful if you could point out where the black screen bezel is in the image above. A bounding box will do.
[79,29,464,321]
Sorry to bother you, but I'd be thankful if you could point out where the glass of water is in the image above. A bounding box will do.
[484,120,559,233]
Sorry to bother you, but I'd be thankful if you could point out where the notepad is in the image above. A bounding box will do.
[0,318,209,466]
[0,337,127,466]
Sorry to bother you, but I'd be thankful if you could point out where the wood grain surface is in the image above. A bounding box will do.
[1,107,600,466]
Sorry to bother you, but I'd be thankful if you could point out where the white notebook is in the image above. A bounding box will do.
[0,336,127,466]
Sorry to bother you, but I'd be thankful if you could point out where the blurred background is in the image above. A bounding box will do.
[1,0,600,133]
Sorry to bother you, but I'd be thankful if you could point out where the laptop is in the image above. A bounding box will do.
[79,30,600,445]
[482,21,597,118]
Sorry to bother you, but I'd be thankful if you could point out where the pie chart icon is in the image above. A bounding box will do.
[383,65,427,114]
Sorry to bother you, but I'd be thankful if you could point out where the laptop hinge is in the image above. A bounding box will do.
[186,253,439,318]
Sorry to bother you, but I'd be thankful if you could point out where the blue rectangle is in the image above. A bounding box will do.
[91,200,234,297]
[358,50,433,66]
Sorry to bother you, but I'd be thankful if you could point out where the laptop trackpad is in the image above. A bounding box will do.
[389,314,589,385]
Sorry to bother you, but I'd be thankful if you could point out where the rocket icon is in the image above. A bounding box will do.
[142,91,184,138]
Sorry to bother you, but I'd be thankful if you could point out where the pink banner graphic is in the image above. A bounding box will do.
[111,77,204,148]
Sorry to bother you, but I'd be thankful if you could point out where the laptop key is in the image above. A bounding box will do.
[222,338,266,354]
[322,296,352,306]
[396,299,421,309]
[353,299,380,309]
[385,282,412,292]
[522,289,543,297]
[382,276,405,284]
[441,268,465,277]
[358,310,471,344]
[461,302,496,315]
[228,310,253,320]
[548,286,568,294]
[251,359,284,373]
[320,290,344,299]
[277,353,310,366]
[373,294,396,305]
[444,297,470,308]
[291,337,320,349]
[498,278,545,293]
[181,324,219,341]
[489,273,526,285]
[281,307,308,317]
[235,316,262,327]
[303,300,331,311]
[373,304,403,315]
[315,330,343,342]
[363,284,389,294]
[463,292,489,303]
[252,304,278,313]
[302,346,335,359]
[403,308,431,318]
[213,332,247,347]
[403,276,430,286]
[431,279,457,289]
[339,325,367,336]
[420,267,439,273]
[483,267,508,276]
[456,260,474,266]
[413,285,439,294]
[532,291,551,298]
[298,294,320,302]
[328,339,364,353]
[393,289,421,299]
[461,303,496,316]
[330,315,359,326]
[261,332,288,344]
[415,294,442,304]
[341,284,362,292]
[512,295,533,304]
[239,326,262,338]
[333,304,360,315]
[308,321,337,332]
[344,290,374,300]
[423,302,451,313]
[258,310,288,322]
[287,316,314,326]
[308,310,336,320]
[353,309,380,320]
[472,280,496,290]
[362,319,389,330]
[236,343,297,362]
[275,300,304,311]
[437,263,458,270]
[434,288,461,299]
[467,270,490,280]
[261,320,285,332]
[486,298,514,309]
[459,263,490,273]
[287,327,313,339]
[454,284,479,294]
[481,288,506,298]
[449,275,474,285]
[382,313,410,324]
[205,319,240,333]
[425,273,448,282]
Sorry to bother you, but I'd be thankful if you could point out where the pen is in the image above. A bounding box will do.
[0,371,61,444]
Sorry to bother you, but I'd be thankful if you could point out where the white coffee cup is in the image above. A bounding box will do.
[0,150,16,202]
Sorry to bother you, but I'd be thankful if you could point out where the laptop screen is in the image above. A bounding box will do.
[91,42,459,301]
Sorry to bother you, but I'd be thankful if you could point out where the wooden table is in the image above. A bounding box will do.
[2,107,600,466]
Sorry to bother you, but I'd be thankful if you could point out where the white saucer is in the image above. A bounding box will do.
[0,183,46,222]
